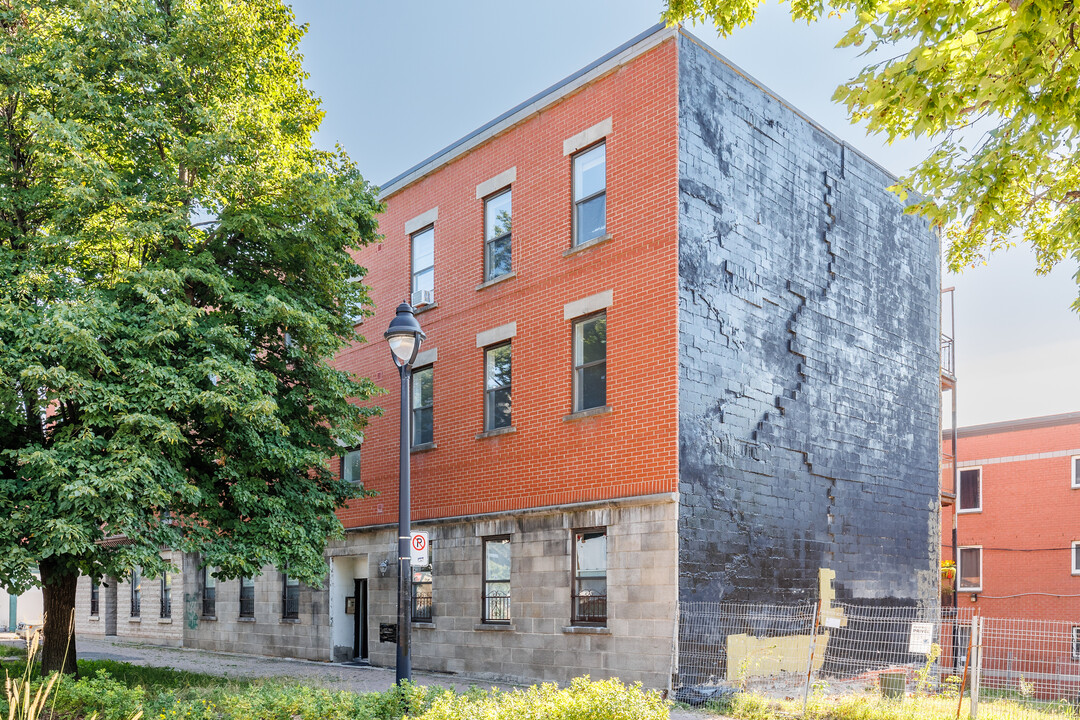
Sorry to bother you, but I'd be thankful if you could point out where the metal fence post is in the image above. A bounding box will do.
[801,597,823,715]
[969,616,981,719]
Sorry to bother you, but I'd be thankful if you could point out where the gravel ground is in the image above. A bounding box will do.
[2,636,726,720]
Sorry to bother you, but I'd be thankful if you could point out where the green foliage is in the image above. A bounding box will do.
[411,676,670,720]
[53,669,146,720]
[0,0,384,663]
[664,0,1080,309]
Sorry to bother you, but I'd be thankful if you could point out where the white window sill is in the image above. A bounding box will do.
[411,442,438,454]
[88,615,100,622]
[563,406,613,422]
[238,616,256,623]
[414,302,439,315]
[475,272,517,291]
[956,508,982,514]
[157,618,173,624]
[281,617,301,624]
[476,426,516,440]
[564,234,613,257]
[412,621,436,629]
[128,617,141,623]
[562,625,610,635]
[201,615,217,622]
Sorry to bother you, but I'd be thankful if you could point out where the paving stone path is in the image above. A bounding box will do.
[2,636,723,720]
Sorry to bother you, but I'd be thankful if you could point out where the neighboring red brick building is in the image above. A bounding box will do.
[942,412,1080,618]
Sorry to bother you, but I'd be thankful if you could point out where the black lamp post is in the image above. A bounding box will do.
[384,301,426,684]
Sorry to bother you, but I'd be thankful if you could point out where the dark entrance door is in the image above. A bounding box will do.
[352,578,368,661]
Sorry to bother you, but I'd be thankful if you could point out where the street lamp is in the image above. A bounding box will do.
[384,301,426,684]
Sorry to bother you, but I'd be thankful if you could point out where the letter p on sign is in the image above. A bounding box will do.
[410,531,429,566]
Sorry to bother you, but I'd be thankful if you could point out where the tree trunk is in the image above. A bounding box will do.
[38,557,79,677]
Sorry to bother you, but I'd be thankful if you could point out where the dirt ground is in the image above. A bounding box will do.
[2,636,729,720]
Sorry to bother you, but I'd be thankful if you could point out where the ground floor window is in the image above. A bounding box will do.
[283,573,299,619]
[572,529,607,625]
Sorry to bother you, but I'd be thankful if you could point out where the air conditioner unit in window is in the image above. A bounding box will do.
[411,289,434,307]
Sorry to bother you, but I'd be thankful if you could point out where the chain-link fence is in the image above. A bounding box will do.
[676,602,1080,719]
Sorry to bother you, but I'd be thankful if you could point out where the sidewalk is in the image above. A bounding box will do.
[1,636,722,720]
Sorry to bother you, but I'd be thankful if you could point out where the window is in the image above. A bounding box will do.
[1072,627,1080,660]
[484,189,512,280]
[341,447,362,485]
[412,563,432,622]
[483,537,511,623]
[411,226,434,300]
[239,576,255,618]
[484,343,512,430]
[130,568,141,617]
[90,581,99,616]
[160,571,172,619]
[572,142,606,246]
[411,365,434,446]
[202,567,216,617]
[1072,456,1080,488]
[958,546,982,592]
[958,467,981,512]
[572,312,607,412]
[1072,542,1080,576]
[282,573,299,619]
[572,529,607,625]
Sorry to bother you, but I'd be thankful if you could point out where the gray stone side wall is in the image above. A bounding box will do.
[330,495,678,688]
[75,552,184,646]
[181,555,331,661]
[676,35,940,606]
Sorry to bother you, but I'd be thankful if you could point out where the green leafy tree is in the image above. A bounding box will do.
[665,0,1080,307]
[0,0,381,674]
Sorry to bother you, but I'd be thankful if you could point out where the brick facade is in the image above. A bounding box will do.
[942,413,1080,618]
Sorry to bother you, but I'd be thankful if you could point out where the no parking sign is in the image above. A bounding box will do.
[410,531,429,566]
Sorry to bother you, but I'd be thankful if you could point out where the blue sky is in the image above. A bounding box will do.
[289,0,1080,427]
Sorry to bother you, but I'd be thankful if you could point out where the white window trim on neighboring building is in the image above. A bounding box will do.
[1072,541,1080,576]
[957,545,983,592]
[1072,455,1080,489]
[957,465,983,514]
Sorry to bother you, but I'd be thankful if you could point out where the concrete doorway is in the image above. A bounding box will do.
[103,577,117,636]
[329,554,368,662]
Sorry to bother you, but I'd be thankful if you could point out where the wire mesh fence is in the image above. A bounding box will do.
[676,601,1080,719]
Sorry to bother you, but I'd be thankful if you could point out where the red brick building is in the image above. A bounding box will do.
[77,24,941,688]
[943,412,1080,618]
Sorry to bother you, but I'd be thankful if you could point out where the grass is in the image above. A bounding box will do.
[725,690,1080,720]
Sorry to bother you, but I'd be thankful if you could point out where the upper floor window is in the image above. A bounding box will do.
[341,447,362,485]
[282,573,300,619]
[484,343,512,431]
[958,467,981,513]
[572,142,606,246]
[240,576,255,618]
[130,568,141,618]
[483,537,511,623]
[412,365,434,446]
[411,226,435,305]
[572,529,607,625]
[957,546,982,592]
[202,566,216,617]
[1072,456,1080,488]
[1072,542,1080,575]
[573,312,607,412]
[484,189,512,281]
[160,570,172,619]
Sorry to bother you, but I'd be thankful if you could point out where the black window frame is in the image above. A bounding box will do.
[411,365,434,447]
[1072,627,1080,661]
[202,566,216,618]
[160,570,172,619]
[571,528,607,626]
[282,572,300,619]
[484,342,512,431]
[572,311,607,412]
[411,559,432,623]
[571,141,607,246]
[483,188,512,281]
[482,536,511,623]
[239,575,255,618]
[90,581,100,616]
[958,467,982,512]
[130,568,141,618]
[341,446,362,485]
[411,225,435,297]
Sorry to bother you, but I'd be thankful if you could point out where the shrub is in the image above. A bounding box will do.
[53,669,146,720]
[412,676,668,720]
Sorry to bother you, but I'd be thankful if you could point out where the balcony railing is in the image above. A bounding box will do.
[411,592,432,622]
[572,592,607,625]
[483,593,511,623]
[941,333,955,377]
[160,592,171,619]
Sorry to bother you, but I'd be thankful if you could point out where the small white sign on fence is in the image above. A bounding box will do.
[908,622,934,654]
